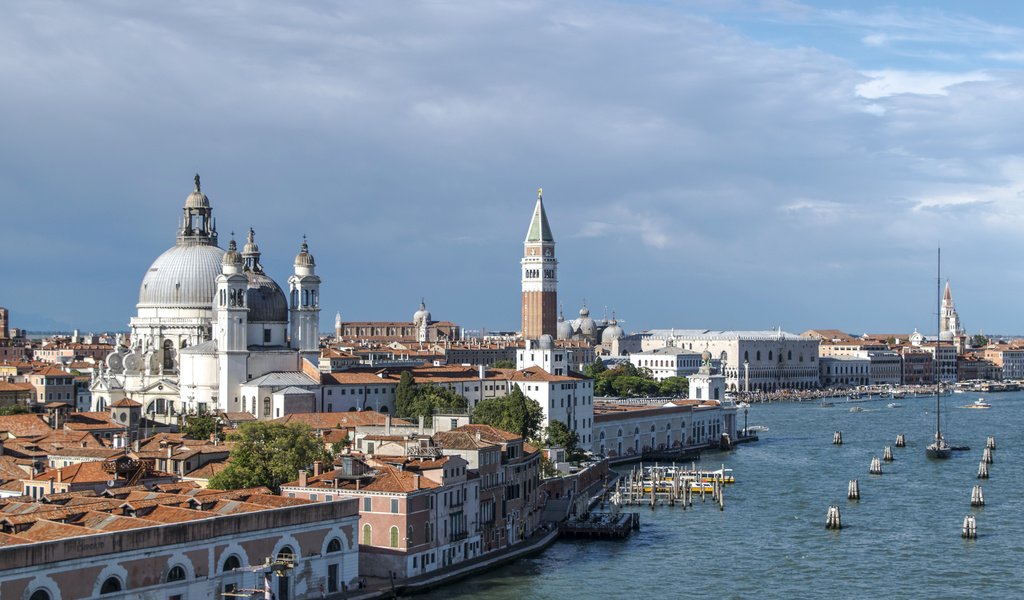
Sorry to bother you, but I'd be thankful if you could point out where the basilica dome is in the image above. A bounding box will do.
[601,318,624,343]
[138,244,226,308]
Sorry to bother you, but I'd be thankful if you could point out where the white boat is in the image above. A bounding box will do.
[961,398,991,409]
[849,406,863,413]
[887,402,901,409]
[746,425,769,433]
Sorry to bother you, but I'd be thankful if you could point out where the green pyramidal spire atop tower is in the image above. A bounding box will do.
[525,187,554,242]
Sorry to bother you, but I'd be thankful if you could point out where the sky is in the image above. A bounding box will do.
[3,0,1024,336]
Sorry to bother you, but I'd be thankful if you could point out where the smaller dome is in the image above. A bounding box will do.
[601,319,624,343]
[185,174,210,208]
[579,305,590,317]
[557,319,574,340]
[223,238,242,266]
[939,330,954,341]
[242,227,260,256]
[246,272,289,323]
[294,238,315,267]
[413,300,431,325]
[537,334,554,350]
[578,316,596,337]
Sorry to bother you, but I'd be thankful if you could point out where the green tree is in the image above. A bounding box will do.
[584,358,607,379]
[0,404,29,416]
[394,370,418,416]
[971,334,990,348]
[491,359,517,369]
[208,422,332,492]
[658,376,689,397]
[182,414,221,440]
[472,385,543,440]
[394,384,467,425]
[593,362,661,398]
[545,419,581,459]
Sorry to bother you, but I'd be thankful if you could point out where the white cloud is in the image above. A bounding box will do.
[855,70,991,99]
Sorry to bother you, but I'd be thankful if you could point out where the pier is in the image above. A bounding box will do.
[611,463,730,510]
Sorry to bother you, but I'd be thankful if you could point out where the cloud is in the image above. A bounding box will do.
[2,1,1024,333]
[855,70,991,99]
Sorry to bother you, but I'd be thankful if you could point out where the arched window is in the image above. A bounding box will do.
[362,523,372,545]
[768,351,773,361]
[389,526,399,548]
[163,339,175,371]
[650,425,656,432]
[380,406,390,414]
[167,565,186,582]
[223,555,241,572]
[788,350,792,360]
[617,429,623,437]
[407,525,414,545]
[756,351,761,360]
[326,538,342,553]
[29,591,51,600]
[100,577,122,594]
[278,546,294,559]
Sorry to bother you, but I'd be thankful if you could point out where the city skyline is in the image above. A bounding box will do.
[5,2,1024,333]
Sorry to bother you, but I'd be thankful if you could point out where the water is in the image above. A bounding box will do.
[417,392,1024,599]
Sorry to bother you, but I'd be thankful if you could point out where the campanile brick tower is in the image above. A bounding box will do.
[521,188,557,338]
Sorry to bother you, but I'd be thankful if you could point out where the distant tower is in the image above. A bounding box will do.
[335,311,343,341]
[413,299,431,343]
[216,237,249,412]
[0,306,8,340]
[941,280,963,336]
[288,237,321,354]
[521,188,557,339]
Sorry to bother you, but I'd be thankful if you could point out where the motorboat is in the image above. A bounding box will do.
[961,398,992,409]
[887,402,901,409]
[849,406,863,413]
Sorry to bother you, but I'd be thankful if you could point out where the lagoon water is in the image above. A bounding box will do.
[417,392,1024,599]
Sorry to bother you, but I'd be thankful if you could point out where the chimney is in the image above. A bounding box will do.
[414,474,421,490]
[385,415,391,436]
[479,364,485,380]
[166,446,172,459]
[418,415,425,435]
[313,461,322,477]
[298,469,308,487]
[57,468,63,484]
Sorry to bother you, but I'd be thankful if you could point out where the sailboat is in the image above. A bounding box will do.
[926,249,952,460]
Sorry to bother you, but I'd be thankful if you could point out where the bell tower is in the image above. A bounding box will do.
[521,188,557,339]
[216,237,248,412]
[288,237,321,355]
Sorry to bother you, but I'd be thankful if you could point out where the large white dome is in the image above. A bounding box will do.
[138,244,225,308]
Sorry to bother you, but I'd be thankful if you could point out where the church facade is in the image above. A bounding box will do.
[90,176,320,422]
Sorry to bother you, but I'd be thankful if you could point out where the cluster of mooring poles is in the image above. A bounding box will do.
[962,436,996,540]
[827,427,999,540]
[828,431,908,529]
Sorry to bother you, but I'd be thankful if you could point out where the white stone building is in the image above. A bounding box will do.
[637,329,821,391]
[629,347,703,381]
[90,176,321,421]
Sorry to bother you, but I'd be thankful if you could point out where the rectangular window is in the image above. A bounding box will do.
[310,493,318,501]
[263,328,272,343]
[391,498,399,513]
[363,497,372,512]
